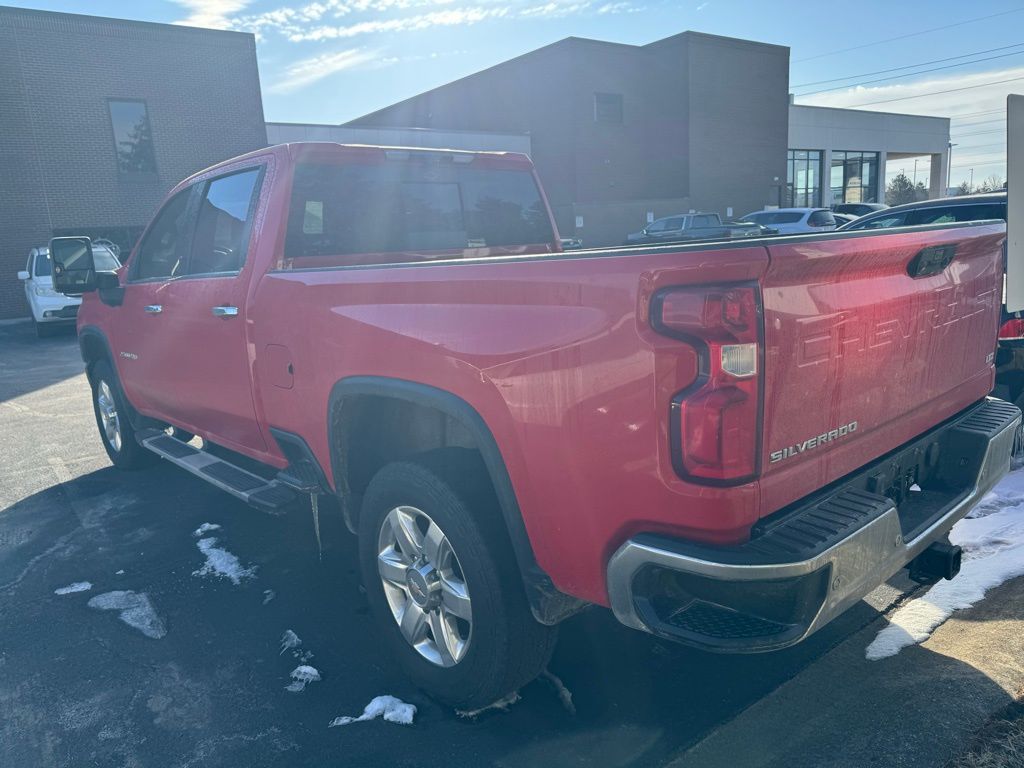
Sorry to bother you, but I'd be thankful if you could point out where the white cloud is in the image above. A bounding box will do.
[796,66,1022,182]
[285,6,510,41]
[268,47,381,92]
[173,0,253,29]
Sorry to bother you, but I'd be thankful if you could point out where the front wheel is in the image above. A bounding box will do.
[90,360,156,470]
[359,451,557,709]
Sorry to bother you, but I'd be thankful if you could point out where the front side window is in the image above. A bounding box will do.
[284,161,554,265]
[34,252,51,277]
[108,100,157,174]
[189,168,262,275]
[847,212,909,230]
[133,188,192,280]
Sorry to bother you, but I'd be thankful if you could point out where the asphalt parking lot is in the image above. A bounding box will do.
[0,320,927,768]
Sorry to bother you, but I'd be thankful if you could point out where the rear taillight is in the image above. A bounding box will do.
[999,318,1024,341]
[652,284,763,485]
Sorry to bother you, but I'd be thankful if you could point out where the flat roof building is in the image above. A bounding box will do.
[0,6,267,319]
[345,31,952,246]
[346,32,792,248]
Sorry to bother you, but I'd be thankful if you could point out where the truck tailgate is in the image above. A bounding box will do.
[758,222,1005,516]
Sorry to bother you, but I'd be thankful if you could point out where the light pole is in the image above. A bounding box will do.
[947,142,957,191]
[970,168,974,192]
[913,158,919,185]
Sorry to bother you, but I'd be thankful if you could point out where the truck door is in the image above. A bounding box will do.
[154,165,268,453]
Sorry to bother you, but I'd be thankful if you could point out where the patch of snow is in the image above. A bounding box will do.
[54,581,92,595]
[280,630,301,654]
[542,670,576,715]
[866,468,1024,660]
[192,537,256,585]
[456,691,520,718]
[329,695,416,727]
[909,483,921,492]
[87,590,166,639]
[262,589,276,604]
[115,570,124,576]
[193,523,221,537]
[284,665,321,692]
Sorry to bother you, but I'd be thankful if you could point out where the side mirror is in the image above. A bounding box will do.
[50,236,97,295]
[17,271,30,281]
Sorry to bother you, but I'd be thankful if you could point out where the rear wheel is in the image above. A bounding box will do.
[90,360,155,470]
[359,451,557,709]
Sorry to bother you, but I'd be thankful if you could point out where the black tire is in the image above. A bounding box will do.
[34,321,52,338]
[90,360,156,470]
[359,449,557,710]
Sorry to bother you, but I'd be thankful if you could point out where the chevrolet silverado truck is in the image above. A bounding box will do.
[51,142,1020,709]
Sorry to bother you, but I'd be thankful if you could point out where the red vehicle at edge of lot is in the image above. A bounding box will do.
[53,142,1021,708]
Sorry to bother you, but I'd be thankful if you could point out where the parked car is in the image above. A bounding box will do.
[17,243,120,337]
[740,207,836,234]
[837,192,1006,231]
[625,212,762,245]
[831,212,859,227]
[52,142,1019,710]
[832,202,888,217]
[838,193,1024,405]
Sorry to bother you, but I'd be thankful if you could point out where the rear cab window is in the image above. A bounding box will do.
[282,152,556,268]
[807,210,835,227]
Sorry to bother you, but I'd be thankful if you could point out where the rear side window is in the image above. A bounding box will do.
[285,161,554,264]
[189,168,261,275]
[691,215,716,227]
[133,188,192,281]
[807,211,835,227]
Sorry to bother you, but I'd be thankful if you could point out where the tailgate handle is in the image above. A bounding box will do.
[907,244,956,278]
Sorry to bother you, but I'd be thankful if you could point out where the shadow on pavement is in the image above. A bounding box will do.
[0,459,940,768]
[0,321,83,405]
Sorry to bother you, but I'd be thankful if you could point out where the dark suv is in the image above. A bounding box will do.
[832,202,888,217]
[839,193,1022,404]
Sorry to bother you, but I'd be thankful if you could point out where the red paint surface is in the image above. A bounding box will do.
[79,143,1007,607]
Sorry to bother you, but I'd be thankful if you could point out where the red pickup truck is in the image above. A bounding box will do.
[51,143,1020,709]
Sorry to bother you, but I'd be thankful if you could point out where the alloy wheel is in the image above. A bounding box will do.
[96,380,122,453]
[376,505,473,667]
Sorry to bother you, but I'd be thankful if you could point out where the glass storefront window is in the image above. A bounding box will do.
[786,149,822,207]
[830,151,879,204]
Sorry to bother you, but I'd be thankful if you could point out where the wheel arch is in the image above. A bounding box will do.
[328,376,584,625]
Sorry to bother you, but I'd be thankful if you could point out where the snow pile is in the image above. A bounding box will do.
[285,665,321,693]
[193,523,221,537]
[329,696,416,726]
[456,691,520,719]
[263,589,276,605]
[54,582,92,595]
[87,590,166,639]
[280,630,302,654]
[192,537,256,584]
[866,468,1024,660]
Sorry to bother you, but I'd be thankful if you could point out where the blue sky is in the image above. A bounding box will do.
[9,0,1024,186]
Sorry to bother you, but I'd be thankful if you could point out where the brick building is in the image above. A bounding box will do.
[0,6,267,319]
[347,32,791,247]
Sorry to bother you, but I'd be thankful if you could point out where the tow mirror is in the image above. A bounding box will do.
[17,270,30,281]
[49,236,97,295]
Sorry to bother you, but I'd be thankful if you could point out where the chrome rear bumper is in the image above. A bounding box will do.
[606,398,1021,652]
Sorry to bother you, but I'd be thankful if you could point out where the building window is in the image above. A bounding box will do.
[594,93,623,124]
[108,99,157,174]
[830,151,879,204]
[786,150,822,207]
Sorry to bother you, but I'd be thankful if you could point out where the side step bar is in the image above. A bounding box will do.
[138,430,297,514]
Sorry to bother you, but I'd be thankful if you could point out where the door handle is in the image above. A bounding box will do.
[211,305,238,318]
[144,305,162,314]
